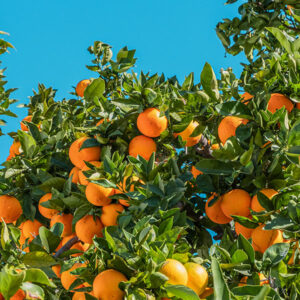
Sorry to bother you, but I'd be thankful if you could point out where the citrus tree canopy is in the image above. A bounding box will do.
[0,0,299,299]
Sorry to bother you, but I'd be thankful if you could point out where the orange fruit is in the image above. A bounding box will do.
[18,232,29,253]
[128,135,157,160]
[296,103,300,109]
[251,224,284,253]
[159,259,188,285]
[235,218,254,240]
[10,289,25,300]
[184,262,208,295]
[6,154,13,161]
[22,219,43,241]
[241,92,253,105]
[78,161,101,186]
[86,182,114,206]
[72,291,94,300]
[191,166,203,178]
[38,193,59,219]
[251,189,278,212]
[200,287,214,299]
[50,213,73,237]
[61,263,86,290]
[9,141,22,156]
[174,121,202,147]
[93,269,127,300]
[239,273,268,286]
[267,93,293,113]
[69,167,80,184]
[52,264,62,278]
[101,204,124,227]
[69,137,101,169]
[76,79,91,97]
[62,234,84,257]
[20,115,32,131]
[211,143,220,150]
[218,116,248,144]
[205,195,231,224]
[137,108,168,137]
[75,215,104,244]
[0,195,22,223]
[220,189,251,219]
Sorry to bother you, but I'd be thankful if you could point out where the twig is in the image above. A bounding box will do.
[54,236,79,258]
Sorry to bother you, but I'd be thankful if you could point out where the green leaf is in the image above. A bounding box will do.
[237,234,255,264]
[25,268,56,287]
[211,257,231,300]
[195,159,234,175]
[165,285,199,300]
[0,269,25,299]
[18,130,37,158]
[38,177,66,193]
[20,282,45,300]
[262,243,290,267]
[22,251,56,268]
[232,249,248,264]
[215,101,251,119]
[84,78,105,101]
[39,226,61,253]
[256,191,274,211]
[200,63,219,101]
[266,27,292,55]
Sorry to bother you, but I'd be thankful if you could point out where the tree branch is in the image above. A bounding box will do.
[54,236,79,258]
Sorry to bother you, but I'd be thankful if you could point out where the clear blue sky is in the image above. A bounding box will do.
[0,0,244,161]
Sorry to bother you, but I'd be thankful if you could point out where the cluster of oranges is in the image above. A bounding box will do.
[159,258,212,299]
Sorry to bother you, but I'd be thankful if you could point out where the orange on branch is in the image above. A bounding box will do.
[267,93,293,113]
[159,259,188,285]
[101,204,124,227]
[86,182,114,206]
[9,141,22,156]
[93,269,127,300]
[251,189,278,212]
[241,92,253,105]
[129,135,157,160]
[211,143,220,150]
[205,195,231,224]
[251,224,284,253]
[52,264,62,278]
[61,263,86,291]
[200,287,214,299]
[50,213,73,237]
[218,116,248,144]
[296,103,300,109]
[0,195,22,223]
[75,215,104,244]
[184,262,208,295]
[220,189,251,218]
[69,167,80,184]
[76,79,91,97]
[38,193,59,219]
[78,161,101,186]
[137,107,168,137]
[69,137,101,169]
[22,219,43,241]
[10,289,26,300]
[174,121,202,147]
[191,165,203,178]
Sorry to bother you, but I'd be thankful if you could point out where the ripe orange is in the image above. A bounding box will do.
[101,204,124,227]
[72,291,94,300]
[69,167,80,184]
[239,273,268,286]
[0,195,22,223]
[251,224,283,253]
[296,103,300,109]
[191,166,203,178]
[18,232,29,253]
[174,121,202,147]
[128,135,157,160]
[159,259,188,285]
[9,141,22,157]
[137,108,168,137]
[78,161,101,186]
[52,264,62,278]
[211,143,220,150]
[205,195,231,224]
[241,92,253,105]
[235,219,254,240]
[218,116,248,144]
[251,189,278,213]
[38,193,59,219]
[50,213,73,237]
[20,115,40,131]
[267,93,293,113]
[10,289,26,300]
[86,182,114,206]
[61,263,86,290]
[62,234,84,257]
[75,215,104,244]
[220,189,251,219]
[93,269,127,300]
[200,287,214,299]
[22,219,43,241]
[184,262,208,295]
[69,137,101,169]
[76,79,91,97]
[115,176,142,206]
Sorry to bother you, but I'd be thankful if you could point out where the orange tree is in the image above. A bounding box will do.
[0,0,299,299]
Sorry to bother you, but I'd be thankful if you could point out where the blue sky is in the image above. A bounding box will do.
[0,0,244,161]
